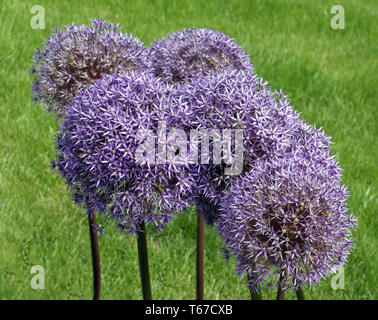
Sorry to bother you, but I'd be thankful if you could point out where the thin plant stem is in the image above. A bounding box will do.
[247,273,261,300]
[196,211,205,300]
[296,287,305,300]
[276,272,285,300]
[136,221,152,300]
[88,210,101,300]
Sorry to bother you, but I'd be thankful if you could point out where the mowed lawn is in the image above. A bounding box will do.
[0,0,377,300]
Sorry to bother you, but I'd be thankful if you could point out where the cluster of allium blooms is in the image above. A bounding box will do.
[148,28,253,83]
[175,70,306,223]
[217,153,356,292]
[32,18,147,116]
[53,71,195,234]
[38,21,355,293]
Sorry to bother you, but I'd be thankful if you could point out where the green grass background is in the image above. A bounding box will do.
[0,0,377,300]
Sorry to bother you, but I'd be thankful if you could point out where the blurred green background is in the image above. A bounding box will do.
[0,0,377,299]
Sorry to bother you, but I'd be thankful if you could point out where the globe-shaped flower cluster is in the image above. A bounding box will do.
[32,18,147,116]
[148,28,253,83]
[53,71,194,234]
[217,152,356,291]
[174,70,306,223]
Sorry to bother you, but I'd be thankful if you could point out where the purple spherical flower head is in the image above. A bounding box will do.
[148,28,253,83]
[175,70,308,220]
[53,70,195,234]
[32,18,148,116]
[217,153,356,292]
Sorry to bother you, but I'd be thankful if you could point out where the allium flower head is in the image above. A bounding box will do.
[148,28,253,83]
[176,69,336,225]
[32,18,147,116]
[177,70,304,209]
[53,70,194,234]
[217,154,356,291]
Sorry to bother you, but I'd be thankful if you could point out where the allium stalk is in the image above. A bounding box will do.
[137,221,152,300]
[247,273,261,300]
[194,195,220,300]
[88,210,101,300]
[296,287,305,300]
[196,211,205,300]
[276,273,285,300]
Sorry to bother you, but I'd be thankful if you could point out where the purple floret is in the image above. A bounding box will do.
[32,18,148,116]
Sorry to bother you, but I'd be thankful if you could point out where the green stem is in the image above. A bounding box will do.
[296,287,305,300]
[196,211,205,300]
[137,221,152,300]
[88,210,101,300]
[247,274,261,300]
[276,273,285,300]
